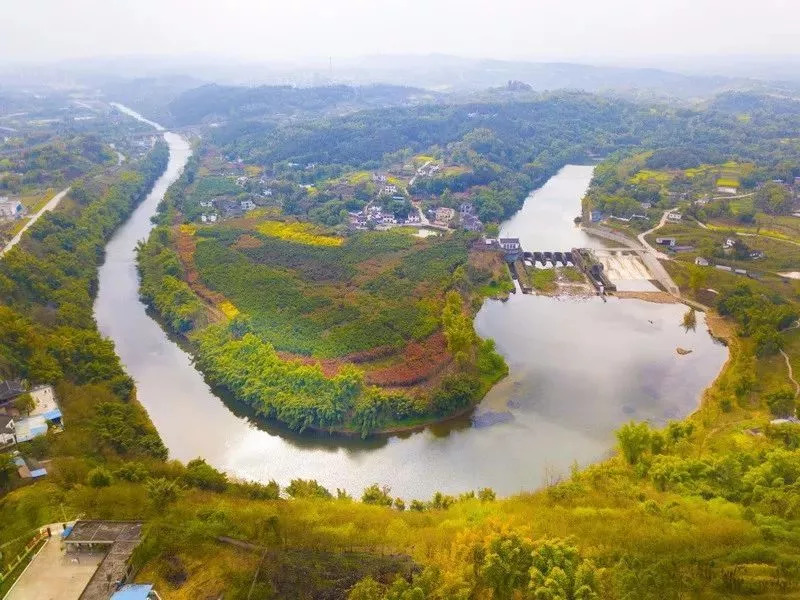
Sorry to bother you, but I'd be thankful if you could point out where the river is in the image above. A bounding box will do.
[95,110,728,499]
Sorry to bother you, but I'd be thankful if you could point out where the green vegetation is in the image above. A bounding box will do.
[530,268,557,292]
[4,89,800,599]
[138,156,511,434]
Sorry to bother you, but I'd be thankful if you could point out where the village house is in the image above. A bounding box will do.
[0,384,62,443]
[383,184,398,195]
[724,238,736,249]
[372,173,387,183]
[694,257,710,267]
[12,452,47,479]
[655,237,676,247]
[405,213,421,224]
[235,176,248,187]
[716,184,739,195]
[240,199,256,211]
[0,413,15,448]
[0,196,24,221]
[459,202,475,216]
[434,207,455,226]
[667,212,682,222]
[17,385,62,440]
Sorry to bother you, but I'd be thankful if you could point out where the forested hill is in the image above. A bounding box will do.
[212,93,646,169]
[168,83,435,126]
[210,91,800,172]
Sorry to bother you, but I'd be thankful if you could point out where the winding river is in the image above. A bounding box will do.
[95,109,728,499]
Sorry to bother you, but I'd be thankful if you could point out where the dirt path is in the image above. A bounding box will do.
[1,187,71,258]
[781,350,800,397]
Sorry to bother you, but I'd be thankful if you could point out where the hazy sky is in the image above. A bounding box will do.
[3,0,799,64]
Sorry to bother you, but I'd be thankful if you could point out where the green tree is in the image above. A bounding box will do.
[528,538,599,600]
[479,533,534,600]
[478,487,497,502]
[184,458,227,492]
[362,483,393,506]
[755,182,792,215]
[0,453,16,489]
[13,393,35,416]
[616,422,652,465]
[285,478,332,499]
[348,576,383,600]
[765,388,797,418]
[146,477,178,509]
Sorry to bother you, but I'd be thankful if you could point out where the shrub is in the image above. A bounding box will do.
[184,458,227,492]
[86,467,112,487]
[616,422,652,465]
[765,388,797,418]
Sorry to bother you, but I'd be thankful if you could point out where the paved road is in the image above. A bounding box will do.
[637,209,673,259]
[408,160,432,188]
[1,187,71,258]
[5,524,102,600]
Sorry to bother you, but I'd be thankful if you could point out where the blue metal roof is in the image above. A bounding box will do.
[42,408,62,421]
[111,584,154,599]
[30,468,47,478]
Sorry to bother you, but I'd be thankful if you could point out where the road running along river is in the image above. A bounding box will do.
[95,111,728,499]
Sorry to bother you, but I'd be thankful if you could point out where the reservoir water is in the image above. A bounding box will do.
[95,111,728,499]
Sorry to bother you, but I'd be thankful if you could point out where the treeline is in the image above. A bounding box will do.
[215,93,639,169]
[193,325,420,436]
[716,284,799,356]
[137,228,205,333]
[0,141,169,465]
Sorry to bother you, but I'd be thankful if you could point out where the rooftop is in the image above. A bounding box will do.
[65,521,144,600]
[29,385,60,419]
[110,584,156,600]
[66,520,143,544]
[0,379,25,402]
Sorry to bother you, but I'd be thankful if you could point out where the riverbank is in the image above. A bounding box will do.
[93,147,730,498]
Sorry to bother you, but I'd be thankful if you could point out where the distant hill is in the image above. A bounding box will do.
[330,54,798,99]
[167,83,437,126]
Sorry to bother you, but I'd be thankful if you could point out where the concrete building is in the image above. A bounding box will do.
[0,197,24,221]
